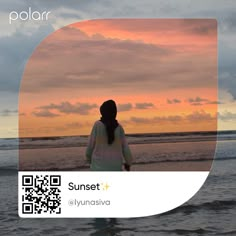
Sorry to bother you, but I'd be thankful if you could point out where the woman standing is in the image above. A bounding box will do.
[86,100,132,171]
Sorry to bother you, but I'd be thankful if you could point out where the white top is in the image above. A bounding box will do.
[86,120,132,171]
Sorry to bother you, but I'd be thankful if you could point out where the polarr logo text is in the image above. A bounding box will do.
[9,7,51,24]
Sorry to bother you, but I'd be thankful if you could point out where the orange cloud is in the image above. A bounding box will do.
[19,19,217,137]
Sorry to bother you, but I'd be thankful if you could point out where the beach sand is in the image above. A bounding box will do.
[19,142,214,171]
[76,160,213,171]
[131,160,212,171]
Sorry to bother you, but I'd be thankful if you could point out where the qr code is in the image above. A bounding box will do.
[21,175,61,214]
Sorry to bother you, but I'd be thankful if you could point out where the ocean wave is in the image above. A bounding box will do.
[215,156,236,161]
[1,130,236,150]
[163,200,236,215]
[0,131,223,150]
[220,230,236,235]
[151,228,213,235]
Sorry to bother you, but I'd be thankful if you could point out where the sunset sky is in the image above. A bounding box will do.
[19,19,217,137]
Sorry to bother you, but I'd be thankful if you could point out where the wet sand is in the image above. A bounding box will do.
[19,142,215,171]
[131,160,212,171]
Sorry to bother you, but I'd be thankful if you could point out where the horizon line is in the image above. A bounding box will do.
[3,129,236,139]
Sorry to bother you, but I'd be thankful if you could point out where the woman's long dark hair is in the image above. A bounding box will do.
[100,100,119,145]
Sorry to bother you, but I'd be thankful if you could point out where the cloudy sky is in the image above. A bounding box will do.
[0,0,236,137]
[19,19,217,136]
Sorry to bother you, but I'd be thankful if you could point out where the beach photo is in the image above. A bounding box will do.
[18,19,217,171]
[1,0,236,234]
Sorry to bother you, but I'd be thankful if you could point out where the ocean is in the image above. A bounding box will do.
[17,131,219,171]
[0,131,236,235]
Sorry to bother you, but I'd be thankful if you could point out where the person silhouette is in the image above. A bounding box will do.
[86,100,132,171]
